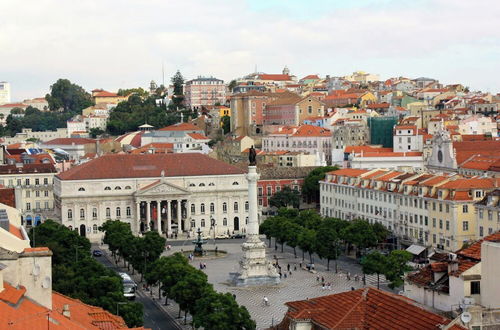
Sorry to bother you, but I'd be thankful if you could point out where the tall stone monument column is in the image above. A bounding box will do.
[230,147,280,286]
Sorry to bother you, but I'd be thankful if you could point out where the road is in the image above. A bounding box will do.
[94,248,181,330]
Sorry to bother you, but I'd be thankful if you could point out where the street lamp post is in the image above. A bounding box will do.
[211,216,216,244]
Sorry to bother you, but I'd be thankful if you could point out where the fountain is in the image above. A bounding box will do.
[192,228,206,257]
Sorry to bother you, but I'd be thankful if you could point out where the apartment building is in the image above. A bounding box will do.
[320,168,499,251]
[476,189,500,238]
[0,163,57,225]
[184,77,225,109]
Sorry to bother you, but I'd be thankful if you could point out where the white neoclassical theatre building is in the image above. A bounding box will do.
[53,153,249,243]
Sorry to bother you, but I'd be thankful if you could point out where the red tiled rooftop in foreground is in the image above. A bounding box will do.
[0,282,26,305]
[8,224,23,240]
[56,153,246,181]
[456,231,500,261]
[277,287,462,330]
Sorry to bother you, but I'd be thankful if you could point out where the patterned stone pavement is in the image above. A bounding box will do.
[165,240,387,330]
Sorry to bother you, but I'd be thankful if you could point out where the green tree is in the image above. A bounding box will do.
[301,166,338,203]
[269,186,300,209]
[298,228,316,263]
[284,222,302,258]
[227,80,237,92]
[361,251,388,289]
[5,115,23,136]
[171,70,185,109]
[385,250,412,289]
[295,209,322,230]
[221,115,231,135]
[342,219,377,256]
[29,220,144,327]
[316,218,345,271]
[10,107,24,114]
[89,127,105,138]
[193,291,256,330]
[372,221,390,245]
[259,217,275,248]
[117,87,149,98]
[170,269,211,322]
[45,79,93,113]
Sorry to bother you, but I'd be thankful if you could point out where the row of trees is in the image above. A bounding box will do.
[260,209,411,289]
[29,220,143,327]
[101,220,256,329]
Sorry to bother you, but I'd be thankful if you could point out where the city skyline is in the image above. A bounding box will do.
[2,0,500,100]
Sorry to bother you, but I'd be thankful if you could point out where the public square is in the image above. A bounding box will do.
[165,238,388,329]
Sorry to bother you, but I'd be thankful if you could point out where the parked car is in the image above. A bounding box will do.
[92,249,103,257]
[231,233,246,239]
[215,234,230,239]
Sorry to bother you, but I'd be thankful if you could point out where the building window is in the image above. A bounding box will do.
[201,219,205,227]
[93,224,98,234]
[106,207,111,218]
[115,186,121,190]
[78,187,85,191]
[439,219,443,229]
[126,207,131,217]
[479,226,483,237]
[463,221,469,231]
[44,191,49,197]
[125,186,132,190]
[26,179,30,186]
[200,203,205,214]
[267,186,272,196]
[44,178,48,185]
[245,201,249,212]
[104,186,111,190]
[92,208,97,219]
[191,204,195,214]
[232,182,239,185]
[222,202,227,213]
[234,202,239,212]
[116,207,121,217]
[199,183,205,187]
[470,281,480,295]
[210,203,215,214]
[223,218,227,226]
[68,209,73,219]
[80,208,85,219]
[463,205,468,213]
[433,234,436,243]
[446,221,450,231]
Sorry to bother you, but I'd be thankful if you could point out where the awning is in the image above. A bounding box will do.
[406,244,426,256]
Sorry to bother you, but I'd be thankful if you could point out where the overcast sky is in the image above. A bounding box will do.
[1,0,499,101]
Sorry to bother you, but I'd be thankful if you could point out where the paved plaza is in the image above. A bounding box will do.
[166,239,388,330]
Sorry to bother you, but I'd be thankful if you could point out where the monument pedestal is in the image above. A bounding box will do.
[229,165,280,286]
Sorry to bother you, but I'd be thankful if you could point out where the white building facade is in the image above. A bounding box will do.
[0,81,11,104]
[54,153,249,243]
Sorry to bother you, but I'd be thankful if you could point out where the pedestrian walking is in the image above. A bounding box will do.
[284,273,287,279]
[289,270,292,276]
[347,272,351,281]
[294,265,297,271]
[299,262,302,269]
[199,262,203,270]
[321,276,325,284]
[316,275,320,282]
[287,263,290,271]
[263,296,269,306]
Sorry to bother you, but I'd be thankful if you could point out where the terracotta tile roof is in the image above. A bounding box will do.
[0,187,16,207]
[0,103,27,108]
[406,265,434,287]
[279,288,458,330]
[301,74,320,80]
[430,262,448,272]
[328,168,369,177]
[257,74,292,81]
[158,122,201,131]
[439,178,497,190]
[0,282,26,305]
[0,163,57,175]
[115,131,143,148]
[8,224,23,240]
[93,90,119,97]
[376,171,403,182]
[187,133,209,140]
[56,153,245,181]
[23,247,50,253]
[367,102,390,108]
[266,92,302,106]
[449,259,478,277]
[459,154,500,171]
[129,143,174,154]
[421,175,449,187]
[44,138,95,145]
[344,146,392,153]
[292,125,331,137]
[456,231,500,261]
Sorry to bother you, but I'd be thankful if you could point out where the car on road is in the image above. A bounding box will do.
[215,234,230,239]
[119,272,137,300]
[231,233,246,239]
[92,249,103,257]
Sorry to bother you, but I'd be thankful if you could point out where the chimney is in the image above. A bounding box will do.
[62,304,71,318]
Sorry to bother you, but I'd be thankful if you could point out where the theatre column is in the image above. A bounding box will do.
[156,200,161,235]
[166,200,172,237]
[146,201,151,231]
[135,202,141,234]
[176,200,181,231]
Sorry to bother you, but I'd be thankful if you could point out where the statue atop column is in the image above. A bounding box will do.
[249,145,257,166]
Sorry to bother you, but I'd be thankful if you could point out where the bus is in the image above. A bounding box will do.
[119,272,137,300]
